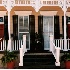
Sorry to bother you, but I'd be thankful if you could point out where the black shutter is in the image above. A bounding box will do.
[13,15,18,40]
[38,15,44,50]
[38,16,43,34]
[54,16,60,39]
[4,16,9,40]
[29,15,35,50]
[62,16,68,38]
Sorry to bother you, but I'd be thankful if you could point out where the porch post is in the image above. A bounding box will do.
[63,0,67,51]
[7,0,12,51]
[7,11,12,51]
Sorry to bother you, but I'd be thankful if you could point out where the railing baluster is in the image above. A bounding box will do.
[61,40,62,50]
[56,40,57,47]
[68,39,69,50]
[1,41,2,51]
[58,40,59,47]
[60,40,61,49]
[3,40,4,51]
[4,40,6,50]
[19,40,20,48]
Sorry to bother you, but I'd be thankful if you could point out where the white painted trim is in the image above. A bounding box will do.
[0,11,7,17]
[14,11,32,16]
[18,16,30,50]
[40,11,57,16]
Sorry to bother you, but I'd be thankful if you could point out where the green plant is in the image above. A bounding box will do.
[35,32,42,43]
[60,53,70,62]
[0,50,18,66]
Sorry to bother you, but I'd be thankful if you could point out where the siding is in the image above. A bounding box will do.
[0,6,70,37]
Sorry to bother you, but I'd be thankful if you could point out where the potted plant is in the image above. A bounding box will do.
[35,32,43,51]
[60,53,70,69]
[0,50,18,69]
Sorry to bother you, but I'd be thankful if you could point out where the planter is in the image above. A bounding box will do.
[65,61,70,69]
[7,61,15,69]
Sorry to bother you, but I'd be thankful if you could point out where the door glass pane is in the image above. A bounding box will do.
[43,16,53,50]
[49,17,53,35]
[24,16,28,30]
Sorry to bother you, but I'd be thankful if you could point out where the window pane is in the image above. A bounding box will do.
[19,16,29,32]
[19,16,24,32]
[23,16,29,32]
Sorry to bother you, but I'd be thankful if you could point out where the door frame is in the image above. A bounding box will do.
[15,11,32,50]
[43,16,54,50]
[18,15,30,50]
[40,11,57,50]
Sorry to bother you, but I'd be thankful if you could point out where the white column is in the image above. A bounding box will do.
[50,34,53,51]
[7,11,12,51]
[19,48,23,66]
[63,0,67,51]
[55,47,60,66]
[23,35,27,52]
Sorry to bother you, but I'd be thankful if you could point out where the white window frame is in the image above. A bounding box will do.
[18,16,30,50]
[15,11,32,50]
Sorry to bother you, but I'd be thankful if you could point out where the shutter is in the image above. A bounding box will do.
[38,15,44,50]
[29,15,35,50]
[54,16,60,39]
[4,16,9,40]
[62,16,68,38]
[13,15,18,40]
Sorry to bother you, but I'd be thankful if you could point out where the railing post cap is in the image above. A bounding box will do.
[49,34,53,37]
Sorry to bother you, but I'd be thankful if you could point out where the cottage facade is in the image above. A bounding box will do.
[0,0,70,68]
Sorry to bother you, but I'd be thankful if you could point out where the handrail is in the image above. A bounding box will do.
[50,35,61,66]
[19,35,27,66]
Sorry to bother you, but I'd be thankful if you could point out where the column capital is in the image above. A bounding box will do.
[2,0,15,12]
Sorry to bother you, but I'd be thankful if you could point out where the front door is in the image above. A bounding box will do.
[43,16,53,50]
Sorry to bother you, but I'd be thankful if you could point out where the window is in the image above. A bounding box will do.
[18,16,30,50]
[19,16,29,32]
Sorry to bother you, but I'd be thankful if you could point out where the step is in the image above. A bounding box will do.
[18,65,56,69]
[19,53,56,69]
[23,61,55,66]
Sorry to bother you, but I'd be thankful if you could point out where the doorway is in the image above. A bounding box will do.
[43,16,54,50]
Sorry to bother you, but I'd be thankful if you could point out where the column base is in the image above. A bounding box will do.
[7,39,12,51]
[55,62,60,66]
[19,63,23,66]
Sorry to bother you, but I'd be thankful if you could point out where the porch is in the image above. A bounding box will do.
[0,0,70,68]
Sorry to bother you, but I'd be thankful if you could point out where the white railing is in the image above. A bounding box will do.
[50,35,70,66]
[67,39,70,50]
[0,40,8,51]
[19,35,27,66]
[50,35,60,66]
[40,0,63,6]
[54,39,70,51]
[12,40,23,51]
[15,0,34,6]
[54,39,64,50]
[14,0,63,6]
[0,39,23,51]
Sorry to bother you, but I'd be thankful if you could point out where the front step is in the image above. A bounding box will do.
[18,53,61,69]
